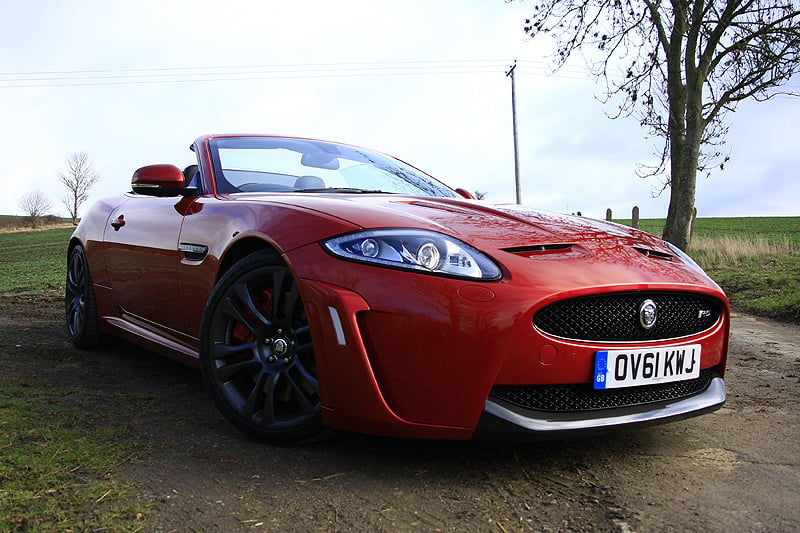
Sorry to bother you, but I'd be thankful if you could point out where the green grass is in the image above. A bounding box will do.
[617,216,800,322]
[0,220,150,530]
[0,227,73,298]
[705,255,800,320]
[0,374,147,531]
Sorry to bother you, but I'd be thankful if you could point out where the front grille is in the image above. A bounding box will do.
[491,369,714,412]
[534,291,722,342]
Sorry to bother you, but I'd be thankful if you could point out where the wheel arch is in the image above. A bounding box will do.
[67,234,108,283]
[216,237,283,282]
[67,236,82,256]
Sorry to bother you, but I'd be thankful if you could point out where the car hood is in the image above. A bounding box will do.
[238,193,666,250]
[231,192,718,290]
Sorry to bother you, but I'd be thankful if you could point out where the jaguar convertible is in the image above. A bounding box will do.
[66,134,729,443]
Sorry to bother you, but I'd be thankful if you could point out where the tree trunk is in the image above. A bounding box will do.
[661,6,691,251]
[662,164,697,250]
[663,103,703,251]
[660,2,705,252]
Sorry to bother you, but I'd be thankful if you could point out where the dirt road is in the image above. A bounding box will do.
[2,299,798,532]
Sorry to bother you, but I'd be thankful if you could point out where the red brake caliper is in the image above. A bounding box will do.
[230,288,274,360]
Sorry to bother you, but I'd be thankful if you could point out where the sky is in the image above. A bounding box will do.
[1,0,798,221]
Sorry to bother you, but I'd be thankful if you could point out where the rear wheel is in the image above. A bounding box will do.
[199,252,323,443]
[65,244,101,348]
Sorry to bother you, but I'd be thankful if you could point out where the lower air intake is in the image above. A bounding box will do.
[490,369,715,412]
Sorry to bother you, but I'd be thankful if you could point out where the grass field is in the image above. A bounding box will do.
[0,227,73,298]
[0,224,148,530]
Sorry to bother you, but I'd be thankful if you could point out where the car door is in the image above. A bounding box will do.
[103,194,185,333]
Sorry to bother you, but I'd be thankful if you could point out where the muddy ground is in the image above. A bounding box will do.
[1,298,798,532]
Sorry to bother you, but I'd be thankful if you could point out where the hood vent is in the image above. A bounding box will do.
[634,247,674,260]
[503,244,574,256]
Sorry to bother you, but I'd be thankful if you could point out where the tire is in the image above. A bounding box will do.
[65,244,101,348]
[199,252,323,443]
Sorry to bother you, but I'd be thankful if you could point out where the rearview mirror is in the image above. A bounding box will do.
[132,164,198,197]
[301,151,340,170]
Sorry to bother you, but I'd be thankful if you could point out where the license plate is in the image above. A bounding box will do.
[593,344,701,390]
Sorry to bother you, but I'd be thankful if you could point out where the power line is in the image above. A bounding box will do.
[0,59,590,88]
[0,59,507,87]
[0,70,506,89]
[3,59,793,92]
[0,59,507,77]
[0,69,502,88]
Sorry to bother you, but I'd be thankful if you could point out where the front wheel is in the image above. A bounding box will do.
[199,252,323,443]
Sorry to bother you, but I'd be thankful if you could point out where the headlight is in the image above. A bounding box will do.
[322,229,502,280]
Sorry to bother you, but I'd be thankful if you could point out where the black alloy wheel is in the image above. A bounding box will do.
[65,244,101,348]
[199,252,323,443]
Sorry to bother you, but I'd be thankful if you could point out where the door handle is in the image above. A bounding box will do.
[110,215,125,230]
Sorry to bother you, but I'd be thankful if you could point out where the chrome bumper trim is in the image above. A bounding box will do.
[483,377,726,433]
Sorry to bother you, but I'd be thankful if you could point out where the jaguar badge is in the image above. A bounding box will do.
[639,299,658,330]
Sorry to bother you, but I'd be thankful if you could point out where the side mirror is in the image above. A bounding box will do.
[454,188,476,200]
[132,164,198,197]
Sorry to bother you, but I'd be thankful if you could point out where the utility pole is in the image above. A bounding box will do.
[506,61,521,204]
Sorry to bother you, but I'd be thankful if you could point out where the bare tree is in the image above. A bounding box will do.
[18,191,53,228]
[515,0,800,249]
[474,190,489,200]
[59,152,99,225]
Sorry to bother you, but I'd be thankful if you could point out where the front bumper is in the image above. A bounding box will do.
[287,241,730,440]
[474,376,726,440]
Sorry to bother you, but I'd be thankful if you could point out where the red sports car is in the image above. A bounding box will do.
[66,134,729,443]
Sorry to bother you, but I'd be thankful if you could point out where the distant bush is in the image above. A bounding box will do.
[0,215,72,233]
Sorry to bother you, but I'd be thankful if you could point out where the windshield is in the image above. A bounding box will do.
[209,136,457,198]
